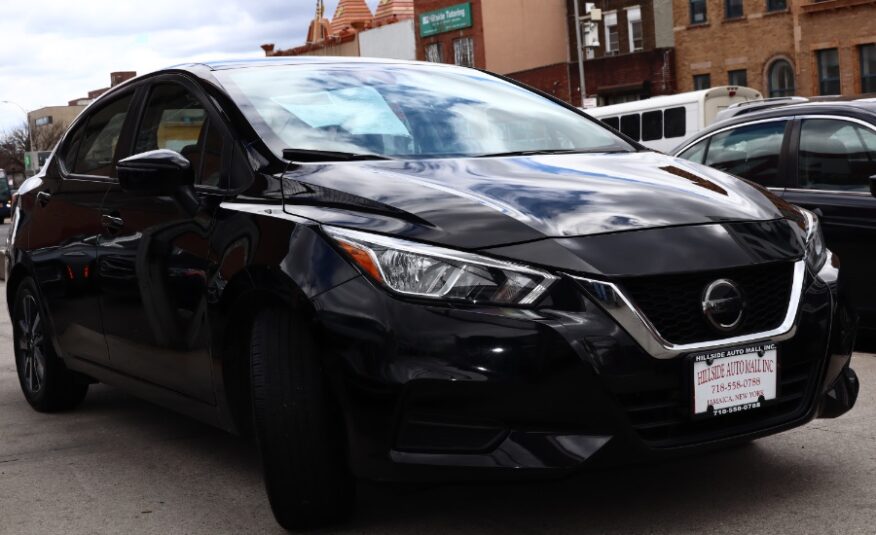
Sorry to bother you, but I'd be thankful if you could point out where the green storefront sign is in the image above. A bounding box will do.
[420,2,472,37]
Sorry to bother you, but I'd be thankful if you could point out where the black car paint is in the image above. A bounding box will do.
[673,102,876,340]
[5,59,857,479]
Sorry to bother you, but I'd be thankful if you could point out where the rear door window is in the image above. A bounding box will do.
[798,118,876,191]
[73,93,135,177]
[704,120,788,186]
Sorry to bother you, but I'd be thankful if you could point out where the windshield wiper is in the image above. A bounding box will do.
[473,149,630,158]
[283,148,393,162]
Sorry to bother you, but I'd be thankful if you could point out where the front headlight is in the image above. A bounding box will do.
[324,226,557,306]
[801,209,827,273]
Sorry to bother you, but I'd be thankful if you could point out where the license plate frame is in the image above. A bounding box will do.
[690,343,779,418]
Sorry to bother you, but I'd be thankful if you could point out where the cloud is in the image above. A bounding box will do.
[0,0,378,132]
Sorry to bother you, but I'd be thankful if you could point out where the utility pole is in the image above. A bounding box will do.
[573,2,602,108]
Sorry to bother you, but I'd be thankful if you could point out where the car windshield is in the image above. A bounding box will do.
[216,63,634,159]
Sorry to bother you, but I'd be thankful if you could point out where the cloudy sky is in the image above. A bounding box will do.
[0,0,380,132]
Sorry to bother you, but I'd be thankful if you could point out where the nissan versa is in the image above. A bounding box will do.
[6,58,860,530]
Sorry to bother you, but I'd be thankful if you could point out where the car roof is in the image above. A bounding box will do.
[167,56,434,72]
[672,100,876,154]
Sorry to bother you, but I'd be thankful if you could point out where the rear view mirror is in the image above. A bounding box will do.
[117,149,194,195]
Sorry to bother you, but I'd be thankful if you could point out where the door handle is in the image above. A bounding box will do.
[36,191,51,207]
[101,214,124,231]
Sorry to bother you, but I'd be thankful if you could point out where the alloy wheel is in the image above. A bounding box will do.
[17,295,46,394]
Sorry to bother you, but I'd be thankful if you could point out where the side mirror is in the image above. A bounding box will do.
[117,149,194,195]
[871,175,876,199]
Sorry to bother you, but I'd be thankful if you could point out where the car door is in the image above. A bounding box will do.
[95,77,230,402]
[27,90,138,364]
[675,118,794,194]
[781,116,876,333]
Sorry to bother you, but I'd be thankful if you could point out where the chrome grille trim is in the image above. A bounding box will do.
[569,260,806,360]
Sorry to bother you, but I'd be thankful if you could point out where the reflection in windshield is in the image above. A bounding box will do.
[218,64,634,160]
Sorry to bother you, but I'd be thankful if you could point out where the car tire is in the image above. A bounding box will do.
[13,277,88,412]
[249,305,354,530]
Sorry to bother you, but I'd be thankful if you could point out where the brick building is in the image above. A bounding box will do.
[673,0,876,97]
[415,0,575,101]
[568,0,676,105]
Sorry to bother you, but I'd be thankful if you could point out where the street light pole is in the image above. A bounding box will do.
[573,0,587,107]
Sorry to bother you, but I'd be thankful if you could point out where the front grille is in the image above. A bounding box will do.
[610,352,820,447]
[619,262,794,345]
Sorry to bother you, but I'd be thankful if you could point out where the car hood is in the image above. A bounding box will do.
[280,151,793,250]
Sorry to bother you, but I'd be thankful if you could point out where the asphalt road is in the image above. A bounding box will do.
[1,277,875,533]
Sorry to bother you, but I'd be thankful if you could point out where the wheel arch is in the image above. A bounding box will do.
[213,264,322,435]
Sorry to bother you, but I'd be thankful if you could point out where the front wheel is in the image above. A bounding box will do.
[250,306,354,530]
[13,277,88,411]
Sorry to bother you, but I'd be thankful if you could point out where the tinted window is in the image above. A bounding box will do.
[61,121,86,173]
[602,117,620,130]
[135,83,225,187]
[678,139,708,164]
[620,114,641,141]
[664,107,686,138]
[642,111,663,142]
[73,93,134,177]
[799,119,876,191]
[136,84,207,154]
[704,120,787,185]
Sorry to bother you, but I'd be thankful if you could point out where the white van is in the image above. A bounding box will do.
[584,86,763,152]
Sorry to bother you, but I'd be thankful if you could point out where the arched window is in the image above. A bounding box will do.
[768,60,796,97]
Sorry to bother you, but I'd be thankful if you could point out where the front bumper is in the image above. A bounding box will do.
[313,259,857,482]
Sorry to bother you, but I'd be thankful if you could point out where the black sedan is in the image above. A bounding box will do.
[672,100,876,346]
[5,58,858,529]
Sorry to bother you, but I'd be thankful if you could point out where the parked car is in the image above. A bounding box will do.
[6,58,858,530]
[0,169,10,222]
[584,86,763,152]
[672,100,876,346]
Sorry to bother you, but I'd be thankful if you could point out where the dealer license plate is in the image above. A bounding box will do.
[692,343,778,416]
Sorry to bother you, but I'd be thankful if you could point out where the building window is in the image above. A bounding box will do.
[604,12,619,55]
[860,44,876,93]
[768,59,795,97]
[627,7,643,52]
[693,74,711,90]
[766,0,787,11]
[725,0,743,19]
[425,42,443,63]
[453,37,474,68]
[35,116,53,127]
[690,0,707,24]
[817,48,841,95]
[728,69,748,86]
